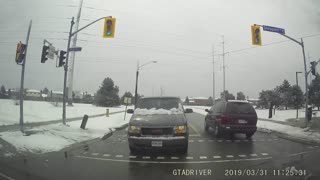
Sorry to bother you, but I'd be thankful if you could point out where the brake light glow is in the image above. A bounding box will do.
[221,115,229,124]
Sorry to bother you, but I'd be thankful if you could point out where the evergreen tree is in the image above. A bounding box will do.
[185,96,189,105]
[290,85,304,109]
[120,91,133,105]
[221,90,235,101]
[309,74,320,110]
[94,77,120,107]
[0,85,6,95]
[43,87,49,94]
[207,96,214,106]
[276,80,291,109]
[236,92,246,100]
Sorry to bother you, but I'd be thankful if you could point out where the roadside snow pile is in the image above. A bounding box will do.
[258,121,320,143]
[134,108,184,115]
[185,106,209,115]
[0,99,130,126]
[0,112,132,154]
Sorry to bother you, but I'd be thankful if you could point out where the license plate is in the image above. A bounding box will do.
[238,119,247,124]
[151,141,163,147]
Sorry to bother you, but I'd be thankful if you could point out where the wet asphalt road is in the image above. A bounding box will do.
[1,113,320,180]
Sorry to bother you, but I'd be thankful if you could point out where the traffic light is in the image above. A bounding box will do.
[251,25,262,46]
[103,18,116,38]
[41,45,49,63]
[310,61,316,76]
[15,42,27,64]
[58,50,66,67]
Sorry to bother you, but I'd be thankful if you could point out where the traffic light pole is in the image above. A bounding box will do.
[62,16,112,124]
[280,34,309,128]
[19,20,32,133]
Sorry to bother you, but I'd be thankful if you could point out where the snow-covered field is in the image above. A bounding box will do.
[0,99,131,126]
[0,112,132,154]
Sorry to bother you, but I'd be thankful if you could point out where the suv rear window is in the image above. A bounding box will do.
[137,98,181,110]
[226,102,256,114]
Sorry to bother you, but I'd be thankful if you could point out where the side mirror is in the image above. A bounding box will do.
[184,108,193,113]
[205,109,210,113]
[127,109,134,114]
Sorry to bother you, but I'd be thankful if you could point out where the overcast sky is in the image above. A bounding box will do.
[0,0,319,99]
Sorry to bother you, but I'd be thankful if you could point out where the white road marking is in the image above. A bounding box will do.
[129,155,136,159]
[200,156,207,159]
[91,153,99,156]
[252,139,257,142]
[238,155,247,158]
[0,172,16,180]
[218,140,223,142]
[261,153,269,156]
[77,155,273,164]
[82,152,88,154]
[142,156,150,159]
[171,157,179,160]
[250,154,258,157]
[243,140,248,142]
[103,154,110,157]
[189,134,200,137]
[307,146,314,149]
[213,156,221,159]
[226,155,234,158]
[157,156,165,160]
[186,156,193,160]
[189,140,194,143]
[115,155,123,158]
[315,146,319,148]
[198,140,204,142]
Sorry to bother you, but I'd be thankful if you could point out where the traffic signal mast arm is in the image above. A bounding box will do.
[70,16,112,37]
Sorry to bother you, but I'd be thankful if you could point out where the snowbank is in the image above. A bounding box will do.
[0,112,132,154]
[0,99,131,126]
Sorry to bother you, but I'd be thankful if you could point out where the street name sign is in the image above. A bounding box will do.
[262,25,285,35]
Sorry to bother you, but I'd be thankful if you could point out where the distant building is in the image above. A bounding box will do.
[25,89,43,101]
[49,91,64,102]
[247,98,259,106]
[188,97,209,106]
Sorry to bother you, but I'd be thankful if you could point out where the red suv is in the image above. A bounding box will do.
[204,100,258,138]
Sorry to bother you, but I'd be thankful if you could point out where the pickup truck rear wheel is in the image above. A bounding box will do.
[204,120,209,132]
[214,124,221,137]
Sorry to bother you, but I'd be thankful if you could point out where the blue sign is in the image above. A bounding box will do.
[262,25,285,35]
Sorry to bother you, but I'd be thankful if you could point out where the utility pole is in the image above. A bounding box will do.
[67,0,83,106]
[221,35,226,100]
[19,20,32,133]
[296,71,302,119]
[212,45,215,102]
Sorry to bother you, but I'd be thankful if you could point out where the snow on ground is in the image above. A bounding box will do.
[0,112,132,154]
[258,121,320,143]
[0,99,131,126]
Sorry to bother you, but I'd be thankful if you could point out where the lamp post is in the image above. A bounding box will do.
[296,71,302,119]
[134,60,157,108]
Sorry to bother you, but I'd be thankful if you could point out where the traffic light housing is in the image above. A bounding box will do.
[103,18,116,38]
[310,61,316,76]
[15,42,27,64]
[251,25,262,46]
[58,50,66,67]
[41,45,49,63]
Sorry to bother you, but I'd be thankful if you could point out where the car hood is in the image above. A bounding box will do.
[129,114,186,127]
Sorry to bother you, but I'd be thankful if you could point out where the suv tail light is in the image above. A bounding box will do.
[221,115,229,124]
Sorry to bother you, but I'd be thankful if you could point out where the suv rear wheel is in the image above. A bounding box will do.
[204,120,209,132]
[214,124,222,137]
[246,132,255,138]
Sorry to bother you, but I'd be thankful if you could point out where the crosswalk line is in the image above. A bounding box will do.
[142,156,150,159]
[171,157,179,160]
[115,155,123,158]
[213,156,221,159]
[91,153,99,156]
[186,156,193,160]
[226,155,234,158]
[156,156,165,160]
[250,154,258,157]
[200,156,207,159]
[238,154,247,158]
[261,153,269,156]
[103,154,110,157]
[129,155,136,159]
